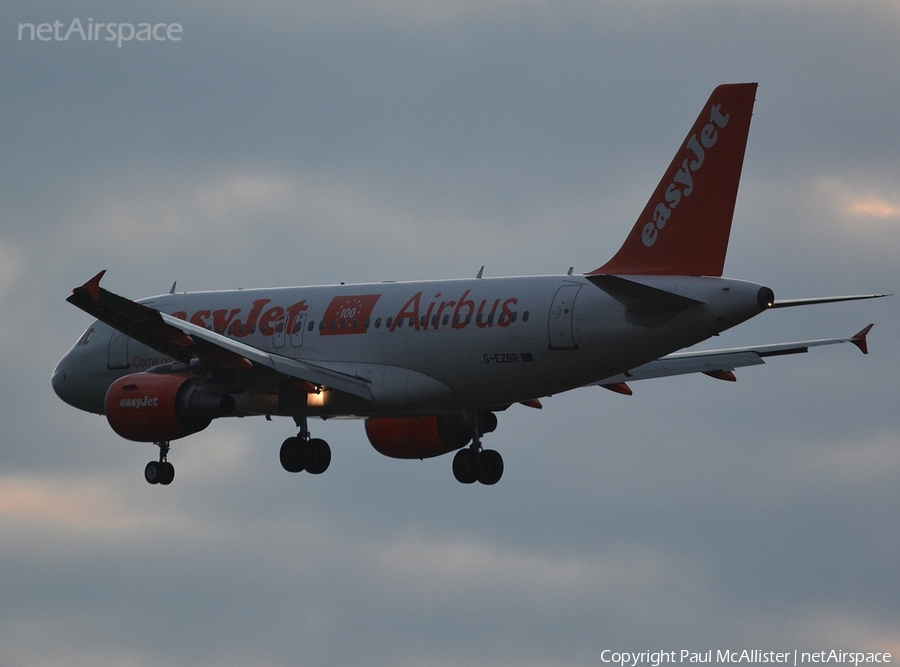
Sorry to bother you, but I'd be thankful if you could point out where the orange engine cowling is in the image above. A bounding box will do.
[105,373,235,442]
[365,415,474,459]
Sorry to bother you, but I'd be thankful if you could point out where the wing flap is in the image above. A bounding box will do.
[600,350,765,384]
[593,325,873,389]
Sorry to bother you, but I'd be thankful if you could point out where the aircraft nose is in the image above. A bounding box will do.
[51,355,76,405]
[52,328,112,415]
[51,351,104,413]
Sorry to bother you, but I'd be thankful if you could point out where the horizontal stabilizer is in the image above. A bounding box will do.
[770,294,890,308]
[585,274,704,314]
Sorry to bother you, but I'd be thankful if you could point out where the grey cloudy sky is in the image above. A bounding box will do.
[2,1,899,665]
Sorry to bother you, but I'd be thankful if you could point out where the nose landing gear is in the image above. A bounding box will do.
[145,441,175,485]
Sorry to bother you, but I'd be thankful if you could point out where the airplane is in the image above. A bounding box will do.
[51,82,886,487]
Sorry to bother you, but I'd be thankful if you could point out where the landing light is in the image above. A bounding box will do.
[307,391,326,407]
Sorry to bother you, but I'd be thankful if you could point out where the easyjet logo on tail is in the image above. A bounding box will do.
[641,103,731,247]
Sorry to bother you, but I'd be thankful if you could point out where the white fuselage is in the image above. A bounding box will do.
[52,273,769,419]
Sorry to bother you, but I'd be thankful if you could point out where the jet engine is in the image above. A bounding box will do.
[365,412,497,459]
[365,416,471,459]
[105,373,235,442]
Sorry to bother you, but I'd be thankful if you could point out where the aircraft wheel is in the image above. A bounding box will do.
[305,438,331,475]
[280,436,305,473]
[159,462,175,485]
[145,461,162,485]
[478,449,503,485]
[452,448,480,484]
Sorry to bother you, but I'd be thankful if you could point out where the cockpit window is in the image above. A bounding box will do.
[77,327,95,346]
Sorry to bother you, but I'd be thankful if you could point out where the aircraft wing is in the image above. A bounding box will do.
[595,325,873,392]
[66,271,374,401]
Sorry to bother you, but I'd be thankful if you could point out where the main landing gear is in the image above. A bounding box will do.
[452,447,503,485]
[279,411,331,475]
[145,441,175,485]
[452,411,503,485]
[279,436,331,474]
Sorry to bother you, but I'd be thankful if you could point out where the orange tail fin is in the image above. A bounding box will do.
[591,83,757,277]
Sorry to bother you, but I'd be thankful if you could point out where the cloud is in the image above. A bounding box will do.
[845,199,900,220]
[0,476,125,530]
[794,609,900,652]
[70,171,295,253]
[373,532,666,597]
[821,176,900,226]
[0,240,27,298]
[184,0,900,31]
[0,241,30,348]
[790,432,900,482]
[59,168,575,283]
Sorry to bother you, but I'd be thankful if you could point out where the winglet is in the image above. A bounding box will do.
[851,324,874,355]
[77,270,107,301]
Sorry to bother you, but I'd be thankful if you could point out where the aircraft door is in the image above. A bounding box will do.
[273,315,287,349]
[290,314,307,347]
[548,284,582,350]
[108,329,130,369]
